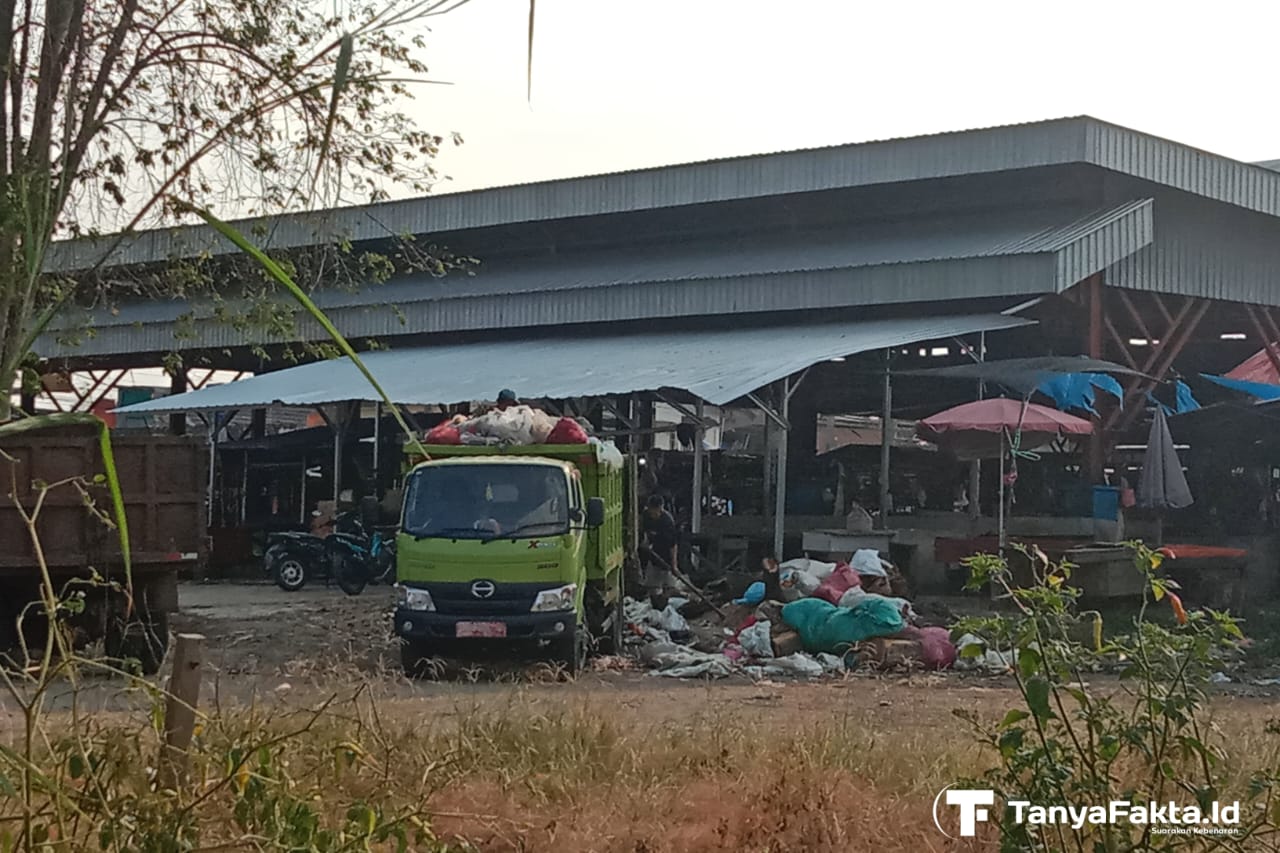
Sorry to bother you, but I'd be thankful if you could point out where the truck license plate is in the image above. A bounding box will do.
[456,621,507,638]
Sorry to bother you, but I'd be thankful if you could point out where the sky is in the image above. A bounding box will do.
[414,0,1280,194]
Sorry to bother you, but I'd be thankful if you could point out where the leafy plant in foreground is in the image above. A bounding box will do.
[953,543,1280,852]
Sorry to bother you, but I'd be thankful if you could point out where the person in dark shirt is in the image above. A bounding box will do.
[640,494,679,607]
[495,389,519,411]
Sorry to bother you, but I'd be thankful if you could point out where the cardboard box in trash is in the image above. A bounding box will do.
[867,637,923,669]
[771,630,803,657]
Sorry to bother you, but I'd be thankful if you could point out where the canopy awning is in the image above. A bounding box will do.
[115,313,1033,415]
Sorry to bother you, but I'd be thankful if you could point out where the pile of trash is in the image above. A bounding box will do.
[625,550,966,680]
[425,405,594,447]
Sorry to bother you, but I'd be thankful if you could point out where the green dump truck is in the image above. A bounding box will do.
[393,443,626,674]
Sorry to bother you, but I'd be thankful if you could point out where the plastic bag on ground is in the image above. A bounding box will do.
[850,549,888,578]
[756,654,825,679]
[648,648,735,679]
[816,653,846,674]
[781,596,907,654]
[813,564,861,605]
[734,581,766,606]
[547,417,589,444]
[657,604,690,634]
[779,557,838,581]
[954,633,1015,672]
[739,620,774,658]
[779,567,820,602]
[837,588,917,622]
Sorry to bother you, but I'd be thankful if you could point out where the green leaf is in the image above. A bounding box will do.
[960,642,986,659]
[315,32,354,185]
[1018,646,1042,680]
[1000,709,1030,729]
[68,753,85,780]
[1025,677,1055,722]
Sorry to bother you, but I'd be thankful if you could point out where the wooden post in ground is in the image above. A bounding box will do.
[160,633,205,791]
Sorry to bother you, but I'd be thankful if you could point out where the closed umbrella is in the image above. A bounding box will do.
[1138,407,1192,545]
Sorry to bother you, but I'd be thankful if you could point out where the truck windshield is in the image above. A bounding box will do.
[402,464,571,540]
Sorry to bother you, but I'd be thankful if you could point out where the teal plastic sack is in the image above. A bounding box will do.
[781,596,906,654]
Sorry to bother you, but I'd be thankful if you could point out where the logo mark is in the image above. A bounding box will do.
[933,786,996,838]
[470,580,496,599]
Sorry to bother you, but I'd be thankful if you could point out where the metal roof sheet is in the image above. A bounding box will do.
[113,312,1033,413]
[44,116,1280,272]
[38,202,1146,359]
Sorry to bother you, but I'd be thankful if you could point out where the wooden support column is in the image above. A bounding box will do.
[1084,275,1105,484]
[168,369,188,436]
[1109,297,1210,434]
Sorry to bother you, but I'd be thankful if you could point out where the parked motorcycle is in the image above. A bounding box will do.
[325,512,397,596]
[264,530,327,591]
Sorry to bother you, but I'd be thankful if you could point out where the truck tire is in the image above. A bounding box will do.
[554,626,589,676]
[399,638,435,679]
[273,555,308,592]
[105,610,170,676]
[586,576,627,655]
[0,604,18,670]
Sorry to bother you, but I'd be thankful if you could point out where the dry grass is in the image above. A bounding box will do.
[5,676,1279,852]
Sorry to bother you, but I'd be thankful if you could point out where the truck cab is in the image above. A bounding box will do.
[393,444,625,674]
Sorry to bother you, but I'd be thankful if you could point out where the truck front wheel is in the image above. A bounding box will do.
[399,638,436,678]
[554,626,589,676]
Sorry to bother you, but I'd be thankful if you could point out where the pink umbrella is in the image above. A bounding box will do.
[917,398,1093,550]
[918,398,1092,457]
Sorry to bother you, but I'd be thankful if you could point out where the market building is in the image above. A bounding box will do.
[27,115,1280,596]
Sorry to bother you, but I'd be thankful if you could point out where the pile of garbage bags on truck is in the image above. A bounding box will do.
[623,550,970,680]
[424,405,595,448]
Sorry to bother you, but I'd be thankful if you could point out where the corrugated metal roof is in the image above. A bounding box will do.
[113,312,1033,413]
[39,201,1148,358]
[44,115,1278,272]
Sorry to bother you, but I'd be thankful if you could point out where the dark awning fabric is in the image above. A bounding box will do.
[900,356,1146,395]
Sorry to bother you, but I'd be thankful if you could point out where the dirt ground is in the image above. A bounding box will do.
[163,580,1280,714]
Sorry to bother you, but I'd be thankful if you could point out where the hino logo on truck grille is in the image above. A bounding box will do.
[470,580,496,599]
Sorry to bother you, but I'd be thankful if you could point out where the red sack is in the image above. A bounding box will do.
[425,422,461,445]
[546,417,589,444]
[905,625,957,670]
[813,564,861,605]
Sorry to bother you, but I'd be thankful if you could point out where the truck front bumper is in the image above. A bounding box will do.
[393,608,575,641]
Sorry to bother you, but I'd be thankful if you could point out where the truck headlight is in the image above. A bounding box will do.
[530,584,577,613]
[396,584,436,612]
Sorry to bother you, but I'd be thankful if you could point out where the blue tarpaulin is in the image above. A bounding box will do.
[1200,374,1280,401]
[1149,380,1203,415]
[1036,372,1124,415]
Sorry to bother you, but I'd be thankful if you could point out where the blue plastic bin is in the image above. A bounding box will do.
[1092,486,1120,521]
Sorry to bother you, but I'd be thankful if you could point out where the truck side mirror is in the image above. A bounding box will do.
[585,497,606,528]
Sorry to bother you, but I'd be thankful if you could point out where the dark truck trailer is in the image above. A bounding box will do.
[0,424,207,674]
